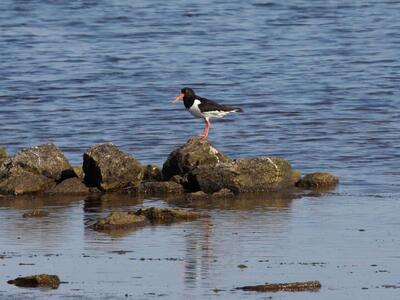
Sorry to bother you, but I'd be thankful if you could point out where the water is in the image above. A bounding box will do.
[0,0,399,299]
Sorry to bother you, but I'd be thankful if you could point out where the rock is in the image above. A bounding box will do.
[185,190,209,201]
[193,157,299,194]
[23,210,49,218]
[211,188,235,198]
[140,181,184,195]
[0,166,55,195]
[83,144,143,191]
[47,177,89,194]
[3,144,73,181]
[143,165,162,182]
[296,172,339,189]
[92,212,147,231]
[135,207,200,223]
[236,280,321,292]
[72,166,84,179]
[8,274,60,289]
[162,137,230,183]
[0,146,7,166]
[0,144,74,195]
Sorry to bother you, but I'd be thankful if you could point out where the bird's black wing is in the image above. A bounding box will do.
[197,96,242,112]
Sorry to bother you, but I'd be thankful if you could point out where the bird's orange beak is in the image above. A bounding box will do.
[171,93,184,103]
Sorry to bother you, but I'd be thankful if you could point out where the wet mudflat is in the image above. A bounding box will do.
[0,190,399,300]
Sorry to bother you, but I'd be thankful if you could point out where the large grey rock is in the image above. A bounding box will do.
[0,144,73,195]
[162,137,230,183]
[83,144,143,191]
[193,157,301,194]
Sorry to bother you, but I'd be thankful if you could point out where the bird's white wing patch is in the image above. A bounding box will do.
[188,99,204,118]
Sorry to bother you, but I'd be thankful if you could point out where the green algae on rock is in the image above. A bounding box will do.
[8,274,60,289]
[296,172,339,190]
[135,207,200,223]
[237,280,321,292]
[92,211,147,231]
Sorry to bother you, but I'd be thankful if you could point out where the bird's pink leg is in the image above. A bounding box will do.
[198,119,211,138]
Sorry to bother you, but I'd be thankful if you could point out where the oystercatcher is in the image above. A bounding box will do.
[171,87,242,138]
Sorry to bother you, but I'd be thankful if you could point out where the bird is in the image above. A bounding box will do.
[171,87,242,138]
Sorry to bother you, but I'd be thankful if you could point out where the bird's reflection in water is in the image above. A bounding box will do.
[179,191,298,289]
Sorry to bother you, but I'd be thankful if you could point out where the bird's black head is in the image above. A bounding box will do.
[181,87,195,99]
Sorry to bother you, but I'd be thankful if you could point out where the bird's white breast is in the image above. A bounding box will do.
[188,99,204,118]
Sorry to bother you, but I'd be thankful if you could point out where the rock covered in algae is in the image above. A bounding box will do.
[296,172,338,189]
[162,136,230,182]
[92,211,147,231]
[236,280,321,292]
[135,207,200,223]
[193,157,301,194]
[8,274,60,289]
[83,143,143,191]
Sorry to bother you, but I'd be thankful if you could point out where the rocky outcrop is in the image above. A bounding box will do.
[193,157,301,194]
[83,144,143,191]
[162,137,230,184]
[92,212,147,231]
[0,144,74,195]
[47,177,90,194]
[0,146,7,166]
[135,207,200,223]
[8,274,60,289]
[296,172,339,189]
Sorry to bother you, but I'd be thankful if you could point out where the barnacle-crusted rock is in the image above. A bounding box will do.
[140,181,184,195]
[162,137,230,183]
[83,144,143,191]
[0,146,7,166]
[193,157,300,194]
[0,144,73,195]
[47,177,89,194]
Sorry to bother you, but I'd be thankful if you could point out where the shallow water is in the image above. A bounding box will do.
[0,0,400,299]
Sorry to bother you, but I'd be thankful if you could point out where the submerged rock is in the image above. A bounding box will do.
[194,157,301,194]
[135,207,200,223]
[8,274,60,289]
[143,165,162,182]
[0,146,7,166]
[140,181,184,195]
[22,210,49,218]
[92,212,147,231]
[296,172,339,189]
[47,177,89,194]
[83,144,143,191]
[0,144,74,195]
[236,280,321,292]
[162,137,230,183]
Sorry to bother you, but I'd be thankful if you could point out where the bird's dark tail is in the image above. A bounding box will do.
[233,107,243,112]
